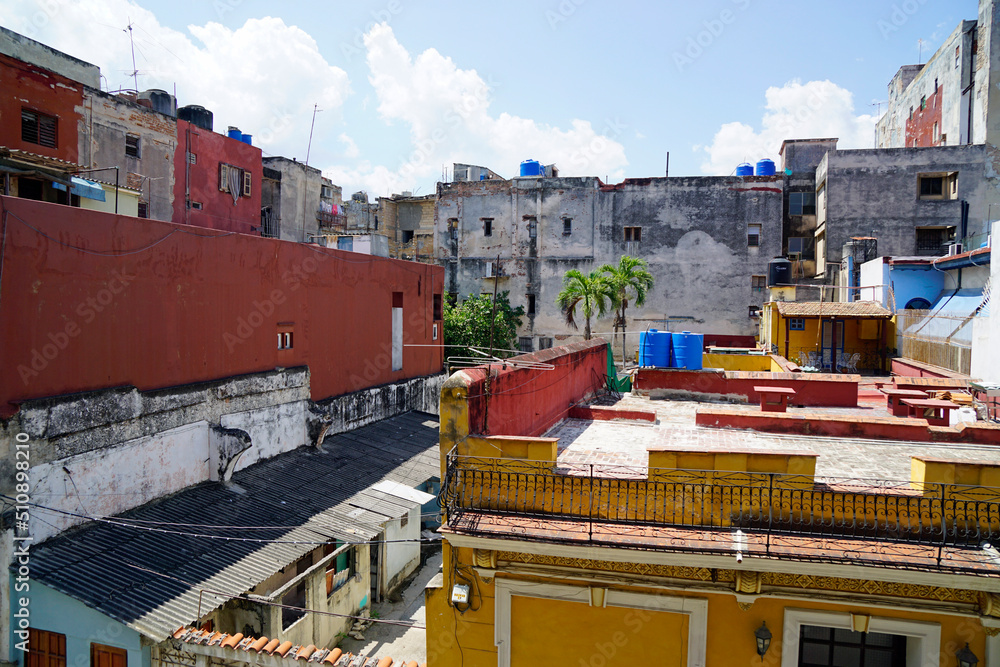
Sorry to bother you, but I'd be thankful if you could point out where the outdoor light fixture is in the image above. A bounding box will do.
[754,621,772,657]
[956,643,979,667]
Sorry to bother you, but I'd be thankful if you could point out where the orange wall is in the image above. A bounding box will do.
[0,196,444,416]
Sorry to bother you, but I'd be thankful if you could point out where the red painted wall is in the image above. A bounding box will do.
[904,86,944,147]
[173,119,262,233]
[463,340,608,436]
[0,196,444,416]
[634,369,858,407]
[0,53,82,163]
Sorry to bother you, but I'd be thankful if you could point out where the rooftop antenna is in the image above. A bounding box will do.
[126,18,139,93]
[305,104,322,165]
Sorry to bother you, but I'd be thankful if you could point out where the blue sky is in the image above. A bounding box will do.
[1,0,976,196]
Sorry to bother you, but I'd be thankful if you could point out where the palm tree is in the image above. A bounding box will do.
[556,269,612,340]
[601,255,655,365]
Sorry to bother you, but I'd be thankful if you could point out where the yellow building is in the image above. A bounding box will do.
[427,340,998,666]
[759,301,894,373]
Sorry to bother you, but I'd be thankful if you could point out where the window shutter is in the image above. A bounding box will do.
[243,170,252,197]
[219,163,228,192]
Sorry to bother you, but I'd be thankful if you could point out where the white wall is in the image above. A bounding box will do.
[382,505,420,596]
[223,400,309,471]
[980,220,1000,382]
[858,257,890,304]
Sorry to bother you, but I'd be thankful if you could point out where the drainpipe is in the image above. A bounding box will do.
[185,125,191,225]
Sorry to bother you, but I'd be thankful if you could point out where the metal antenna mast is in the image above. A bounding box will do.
[126,18,139,92]
[305,104,322,165]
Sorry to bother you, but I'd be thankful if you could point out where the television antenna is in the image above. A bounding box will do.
[126,18,139,93]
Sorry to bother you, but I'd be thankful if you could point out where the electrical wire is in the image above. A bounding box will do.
[1,494,440,547]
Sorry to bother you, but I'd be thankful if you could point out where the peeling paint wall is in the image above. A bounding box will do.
[79,88,178,222]
[815,144,990,273]
[261,156,324,243]
[0,52,83,163]
[436,175,782,352]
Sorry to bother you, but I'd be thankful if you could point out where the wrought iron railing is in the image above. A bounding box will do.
[442,453,1000,566]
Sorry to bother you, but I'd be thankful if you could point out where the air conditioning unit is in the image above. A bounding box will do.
[787,252,801,262]
[947,242,963,256]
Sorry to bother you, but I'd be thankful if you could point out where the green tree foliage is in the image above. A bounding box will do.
[600,255,655,365]
[556,269,613,340]
[443,292,525,361]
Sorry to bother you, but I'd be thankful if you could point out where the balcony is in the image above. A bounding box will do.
[317,210,346,231]
[442,453,1000,573]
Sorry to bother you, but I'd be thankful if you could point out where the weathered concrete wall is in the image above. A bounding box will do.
[380,195,436,262]
[817,144,990,270]
[876,21,977,148]
[313,372,445,436]
[0,26,100,89]
[80,88,178,222]
[262,156,323,243]
[436,174,782,351]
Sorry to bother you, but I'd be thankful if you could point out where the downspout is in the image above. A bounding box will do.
[185,125,191,225]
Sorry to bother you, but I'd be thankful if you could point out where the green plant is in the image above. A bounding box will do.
[556,268,613,340]
[370,609,381,619]
[600,255,654,365]
[443,291,525,360]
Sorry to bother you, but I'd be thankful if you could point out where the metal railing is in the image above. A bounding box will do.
[442,454,1000,566]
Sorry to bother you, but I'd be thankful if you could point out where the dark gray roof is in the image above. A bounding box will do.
[26,411,441,642]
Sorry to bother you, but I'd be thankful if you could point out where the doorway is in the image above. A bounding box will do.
[821,319,844,370]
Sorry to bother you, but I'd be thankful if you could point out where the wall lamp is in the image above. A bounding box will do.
[754,621,772,657]
[956,643,979,667]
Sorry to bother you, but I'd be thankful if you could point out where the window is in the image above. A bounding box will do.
[920,95,926,110]
[400,513,409,528]
[482,218,493,236]
[915,226,955,255]
[908,106,913,119]
[798,625,906,667]
[26,629,65,667]
[917,172,958,200]
[624,226,642,242]
[125,134,140,158]
[751,275,766,291]
[137,202,148,219]
[518,336,533,352]
[748,305,760,318]
[277,331,293,350]
[21,109,57,148]
[789,317,805,330]
[448,218,459,240]
[433,294,443,320]
[448,292,458,306]
[934,78,938,94]
[562,218,572,235]
[189,201,203,210]
[789,192,816,216]
[401,229,414,243]
[90,644,126,667]
[955,45,960,68]
[325,543,354,596]
[747,223,761,247]
[932,122,939,142]
[392,292,403,371]
[219,163,251,198]
[539,337,553,350]
[526,294,536,315]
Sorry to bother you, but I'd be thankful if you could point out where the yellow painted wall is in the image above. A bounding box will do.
[702,353,773,372]
[510,595,688,666]
[426,545,989,667]
[761,307,894,371]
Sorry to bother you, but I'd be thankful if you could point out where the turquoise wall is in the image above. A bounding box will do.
[9,580,149,667]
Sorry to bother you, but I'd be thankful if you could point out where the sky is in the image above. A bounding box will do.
[1,0,978,197]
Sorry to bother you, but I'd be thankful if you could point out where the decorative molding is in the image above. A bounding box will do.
[980,592,1000,617]
[474,548,498,569]
[496,550,981,607]
[985,627,1000,637]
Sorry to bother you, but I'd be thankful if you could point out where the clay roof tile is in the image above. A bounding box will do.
[295,645,317,660]
[273,641,294,658]
[262,639,281,655]
[220,634,244,649]
[248,636,270,652]
[323,648,343,664]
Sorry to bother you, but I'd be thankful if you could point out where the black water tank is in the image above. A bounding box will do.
[138,89,176,117]
[767,257,792,287]
[178,104,213,132]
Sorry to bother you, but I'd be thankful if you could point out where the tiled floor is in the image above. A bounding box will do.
[546,393,1000,481]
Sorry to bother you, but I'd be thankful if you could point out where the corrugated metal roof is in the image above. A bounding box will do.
[775,301,892,318]
[25,411,440,642]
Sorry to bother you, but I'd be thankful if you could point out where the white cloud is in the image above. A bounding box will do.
[338,133,360,159]
[325,23,628,195]
[697,80,876,175]
[1,0,350,158]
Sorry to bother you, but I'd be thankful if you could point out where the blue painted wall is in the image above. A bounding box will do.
[889,265,947,310]
[9,580,149,667]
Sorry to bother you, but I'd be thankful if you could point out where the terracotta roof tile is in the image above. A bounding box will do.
[170,628,417,667]
[775,300,891,318]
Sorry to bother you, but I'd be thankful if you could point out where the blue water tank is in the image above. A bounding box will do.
[227,127,242,141]
[672,331,704,370]
[638,329,656,367]
[736,163,754,176]
[755,158,776,176]
[639,330,673,367]
[520,159,543,177]
[241,133,253,145]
